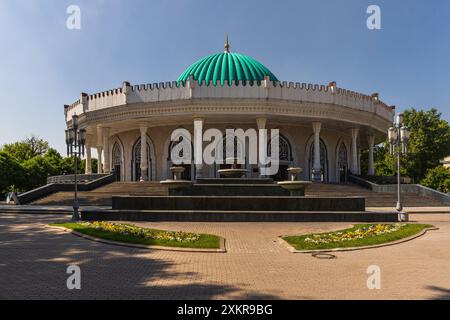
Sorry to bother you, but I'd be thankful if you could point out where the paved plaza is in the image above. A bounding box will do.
[0,213,449,300]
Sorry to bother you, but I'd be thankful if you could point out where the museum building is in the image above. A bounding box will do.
[64,38,394,183]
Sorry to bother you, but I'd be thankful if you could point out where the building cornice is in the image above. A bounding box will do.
[65,78,394,127]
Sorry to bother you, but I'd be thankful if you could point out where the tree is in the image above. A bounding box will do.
[365,108,450,182]
[1,135,49,161]
[0,151,26,198]
[421,166,450,194]
[22,156,59,190]
[402,108,450,181]
[59,156,85,175]
[0,136,98,195]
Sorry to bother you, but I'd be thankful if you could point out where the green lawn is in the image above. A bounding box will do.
[50,222,221,249]
[283,223,434,251]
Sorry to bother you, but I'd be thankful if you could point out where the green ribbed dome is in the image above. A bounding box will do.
[177,51,278,86]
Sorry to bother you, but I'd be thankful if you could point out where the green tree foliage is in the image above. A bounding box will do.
[22,156,59,190]
[402,108,450,181]
[0,151,25,195]
[421,166,450,194]
[364,108,450,185]
[59,156,85,175]
[1,136,49,161]
[0,137,97,199]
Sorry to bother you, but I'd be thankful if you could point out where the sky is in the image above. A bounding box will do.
[0,0,449,154]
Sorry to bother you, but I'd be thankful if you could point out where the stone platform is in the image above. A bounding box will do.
[81,209,398,222]
[112,195,365,211]
[102,177,379,222]
[169,178,290,196]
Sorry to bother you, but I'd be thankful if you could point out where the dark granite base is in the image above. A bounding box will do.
[170,184,291,196]
[112,196,365,212]
[196,178,275,185]
[81,210,398,222]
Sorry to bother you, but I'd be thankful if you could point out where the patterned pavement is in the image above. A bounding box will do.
[0,213,449,300]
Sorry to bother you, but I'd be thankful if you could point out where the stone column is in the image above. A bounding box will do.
[139,125,148,181]
[358,148,362,175]
[96,147,103,173]
[351,128,359,174]
[85,145,92,174]
[368,135,375,176]
[312,122,322,181]
[256,117,267,177]
[102,128,111,174]
[96,126,103,174]
[194,118,204,179]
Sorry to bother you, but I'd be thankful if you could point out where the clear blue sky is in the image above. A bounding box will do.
[0,0,449,154]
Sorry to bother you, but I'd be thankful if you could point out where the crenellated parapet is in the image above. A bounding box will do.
[64,77,394,123]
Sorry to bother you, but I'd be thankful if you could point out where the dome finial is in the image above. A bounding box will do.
[224,33,230,53]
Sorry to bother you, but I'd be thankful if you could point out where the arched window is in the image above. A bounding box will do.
[268,135,293,181]
[112,143,122,181]
[337,143,348,183]
[132,138,152,181]
[309,139,328,182]
[168,135,193,181]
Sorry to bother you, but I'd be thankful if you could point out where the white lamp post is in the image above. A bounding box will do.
[65,114,86,221]
[388,113,410,222]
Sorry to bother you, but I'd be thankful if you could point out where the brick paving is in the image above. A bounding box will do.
[0,213,449,300]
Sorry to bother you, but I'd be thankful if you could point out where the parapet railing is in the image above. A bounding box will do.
[15,174,116,205]
[47,174,108,184]
[65,79,394,123]
[348,174,450,205]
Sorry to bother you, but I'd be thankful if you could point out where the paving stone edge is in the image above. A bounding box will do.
[46,225,227,253]
[279,226,439,254]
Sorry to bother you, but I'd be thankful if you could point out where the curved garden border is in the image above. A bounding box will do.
[47,225,226,253]
[279,225,439,254]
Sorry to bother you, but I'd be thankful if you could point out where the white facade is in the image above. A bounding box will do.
[65,78,394,183]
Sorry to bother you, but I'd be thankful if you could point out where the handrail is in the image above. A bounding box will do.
[47,174,109,184]
[348,174,450,205]
[16,174,116,205]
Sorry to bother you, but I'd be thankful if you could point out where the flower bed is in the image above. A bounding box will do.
[50,222,221,249]
[283,223,433,251]
[84,221,201,243]
[304,224,406,245]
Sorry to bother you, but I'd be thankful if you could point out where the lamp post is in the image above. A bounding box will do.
[388,113,410,222]
[65,114,86,221]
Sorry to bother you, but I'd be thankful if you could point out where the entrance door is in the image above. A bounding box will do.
[114,165,121,181]
[339,165,347,183]
[337,143,348,183]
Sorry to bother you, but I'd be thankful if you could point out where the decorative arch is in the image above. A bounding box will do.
[163,128,194,181]
[268,134,294,181]
[335,137,350,183]
[108,136,125,181]
[214,132,248,177]
[131,135,156,181]
[305,135,330,182]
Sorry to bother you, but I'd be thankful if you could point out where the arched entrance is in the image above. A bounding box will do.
[269,135,293,181]
[337,143,348,183]
[112,142,122,181]
[132,138,152,181]
[214,133,247,177]
[168,135,194,181]
[309,139,329,182]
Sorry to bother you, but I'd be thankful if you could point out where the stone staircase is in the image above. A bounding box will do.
[305,183,445,207]
[32,182,168,206]
[31,181,445,207]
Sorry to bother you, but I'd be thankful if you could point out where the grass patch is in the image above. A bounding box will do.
[283,223,434,251]
[50,221,221,249]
